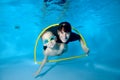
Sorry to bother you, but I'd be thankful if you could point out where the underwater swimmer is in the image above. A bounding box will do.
[34,31,67,76]
[58,22,89,54]
[44,22,89,55]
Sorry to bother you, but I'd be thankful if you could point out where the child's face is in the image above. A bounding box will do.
[42,32,56,48]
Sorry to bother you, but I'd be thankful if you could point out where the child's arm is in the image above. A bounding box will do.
[34,54,48,77]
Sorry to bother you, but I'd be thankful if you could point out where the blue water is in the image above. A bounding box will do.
[0,0,120,80]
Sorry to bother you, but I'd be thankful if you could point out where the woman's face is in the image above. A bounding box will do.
[58,30,70,43]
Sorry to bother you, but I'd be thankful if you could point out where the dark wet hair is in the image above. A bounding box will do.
[58,22,71,32]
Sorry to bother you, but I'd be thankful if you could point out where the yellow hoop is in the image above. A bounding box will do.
[34,24,88,64]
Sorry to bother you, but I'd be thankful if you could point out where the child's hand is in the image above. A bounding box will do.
[33,70,40,77]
